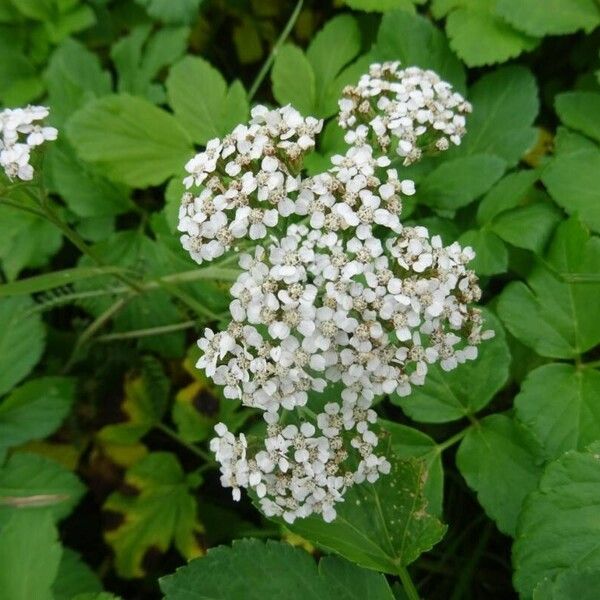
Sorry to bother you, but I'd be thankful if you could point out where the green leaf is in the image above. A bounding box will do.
[497,217,600,358]
[0,509,62,600]
[533,568,600,600]
[477,169,539,224]
[306,15,362,116]
[46,138,132,218]
[167,56,249,144]
[0,452,85,524]
[112,25,190,104]
[0,296,45,396]
[392,310,510,422]
[380,420,444,516]
[515,363,600,460]
[0,43,44,105]
[0,201,63,280]
[456,414,544,536]
[103,452,205,578]
[459,228,508,276]
[46,38,111,127]
[281,454,446,573]
[68,94,192,188]
[344,0,415,11]
[496,0,600,36]
[556,92,600,145]
[444,0,538,67]
[0,377,75,451]
[489,202,563,254]
[458,66,539,166]
[135,0,202,24]
[161,539,395,599]
[374,10,465,91]
[52,549,103,600]
[418,154,506,210]
[513,446,600,597]
[542,130,600,233]
[272,44,317,117]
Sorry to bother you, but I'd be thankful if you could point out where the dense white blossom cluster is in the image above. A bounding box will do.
[178,63,491,524]
[0,105,57,181]
[178,105,322,263]
[338,62,471,164]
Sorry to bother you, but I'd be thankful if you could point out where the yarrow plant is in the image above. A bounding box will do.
[0,105,57,181]
[178,61,491,525]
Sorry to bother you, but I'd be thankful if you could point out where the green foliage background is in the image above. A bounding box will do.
[0,0,599,598]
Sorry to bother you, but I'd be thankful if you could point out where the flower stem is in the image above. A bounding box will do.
[397,565,420,600]
[248,0,304,100]
[155,422,215,464]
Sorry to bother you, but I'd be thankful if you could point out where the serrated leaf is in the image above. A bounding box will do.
[456,415,544,536]
[419,154,506,210]
[380,420,444,516]
[167,55,249,144]
[542,130,600,233]
[392,310,510,422]
[0,452,85,524]
[496,0,600,36]
[0,509,62,600]
[513,447,600,597]
[515,363,600,460]
[68,94,192,188]
[556,92,600,145]
[458,66,539,166]
[160,539,395,599]
[271,44,316,117]
[497,217,600,358]
[445,1,538,67]
[279,454,446,573]
[0,377,75,452]
[374,10,465,91]
[103,452,204,578]
[0,296,45,396]
[52,549,103,600]
[459,228,508,275]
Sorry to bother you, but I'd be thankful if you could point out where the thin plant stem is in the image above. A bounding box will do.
[436,427,471,453]
[397,565,421,600]
[155,422,215,463]
[96,320,196,342]
[248,0,304,100]
[0,196,47,218]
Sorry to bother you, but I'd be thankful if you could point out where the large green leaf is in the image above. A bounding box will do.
[52,549,103,600]
[0,377,75,452]
[281,453,446,573]
[497,217,600,358]
[166,56,249,144]
[344,0,414,11]
[459,228,508,276]
[374,10,466,91]
[0,452,85,524]
[0,509,62,600]
[68,94,192,188]
[456,415,544,536]
[392,310,510,422]
[438,0,537,67]
[513,446,600,597]
[271,44,316,117]
[0,297,45,396]
[103,452,204,578]
[160,539,395,600]
[496,0,600,36]
[542,130,600,233]
[135,0,202,24]
[515,364,600,460]
[533,568,600,600]
[418,154,506,210]
[556,92,600,145]
[458,66,539,166]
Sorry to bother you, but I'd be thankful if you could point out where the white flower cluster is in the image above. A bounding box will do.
[338,62,472,164]
[0,105,57,181]
[178,63,491,524]
[178,105,322,264]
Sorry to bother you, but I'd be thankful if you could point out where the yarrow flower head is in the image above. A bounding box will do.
[177,62,492,524]
[0,105,57,181]
[338,62,472,165]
